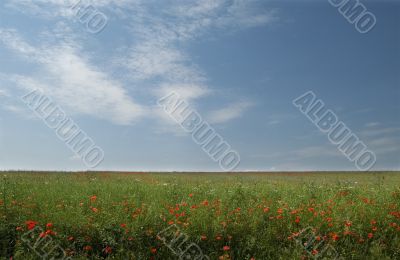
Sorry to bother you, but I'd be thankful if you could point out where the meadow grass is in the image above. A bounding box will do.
[0,171,399,259]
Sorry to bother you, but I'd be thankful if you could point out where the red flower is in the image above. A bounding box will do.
[91,207,98,213]
[295,216,301,223]
[84,245,92,251]
[25,220,38,230]
[201,235,207,241]
[15,226,23,231]
[368,233,373,239]
[90,195,97,202]
[189,193,194,197]
[46,223,53,229]
[150,248,157,254]
[120,223,127,228]
[223,246,230,251]
[344,221,352,227]
[263,207,270,213]
[201,200,209,206]
[104,246,112,254]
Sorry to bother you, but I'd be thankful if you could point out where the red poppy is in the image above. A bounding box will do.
[90,195,97,202]
[223,246,230,251]
[104,246,112,254]
[25,220,38,230]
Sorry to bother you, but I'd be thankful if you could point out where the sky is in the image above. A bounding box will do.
[0,0,399,171]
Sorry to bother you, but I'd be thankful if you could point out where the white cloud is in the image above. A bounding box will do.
[207,101,254,124]
[0,28,144,125]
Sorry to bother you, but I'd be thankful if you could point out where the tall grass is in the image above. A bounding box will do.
[0,172,399,259]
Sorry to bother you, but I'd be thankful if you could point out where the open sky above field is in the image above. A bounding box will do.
[0,0,399,171]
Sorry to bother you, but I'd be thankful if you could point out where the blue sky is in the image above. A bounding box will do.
[0,0,399,171]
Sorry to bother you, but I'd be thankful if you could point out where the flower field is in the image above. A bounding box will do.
[0,172,399,259]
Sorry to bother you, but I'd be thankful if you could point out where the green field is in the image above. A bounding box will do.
[1,172,399,259]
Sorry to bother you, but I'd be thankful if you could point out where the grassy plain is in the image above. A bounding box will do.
[0,171,399,259]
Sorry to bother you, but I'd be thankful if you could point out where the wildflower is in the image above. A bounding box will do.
[91,207,98,213]
[295,216,300,223]
[372,226,378,232]
[84,245,92,251]
[189,193,194,197]
[46,223,53,229]
[331,233,339,241]
[223,246,230,251]
[15,226,23,231]
[120,223,127,228]
[263,207,270,213]
[201,235,207,241]
[150,248,157,254]
[90,195,97,202]
[201,200,209,206]
[368,233,373,239]
[104,246,112,254]
[344,221,352,227]
[25,220,38,230]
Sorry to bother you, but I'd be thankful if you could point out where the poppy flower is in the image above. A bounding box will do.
[104,246,112,254]
[223,246,230,251]
[368,233,373,239]
[46,223,53,229]
[90,195,97,202]
[25,220,38,230]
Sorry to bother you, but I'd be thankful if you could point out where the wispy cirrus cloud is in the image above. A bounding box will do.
[0,28,144,125]
[1,0,277,127]
[207,101,254,124]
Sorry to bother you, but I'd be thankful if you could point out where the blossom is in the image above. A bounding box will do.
[90,195,97,202]
[25,220,38,230]
[223,246,230,251]
[104,246,112,254]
